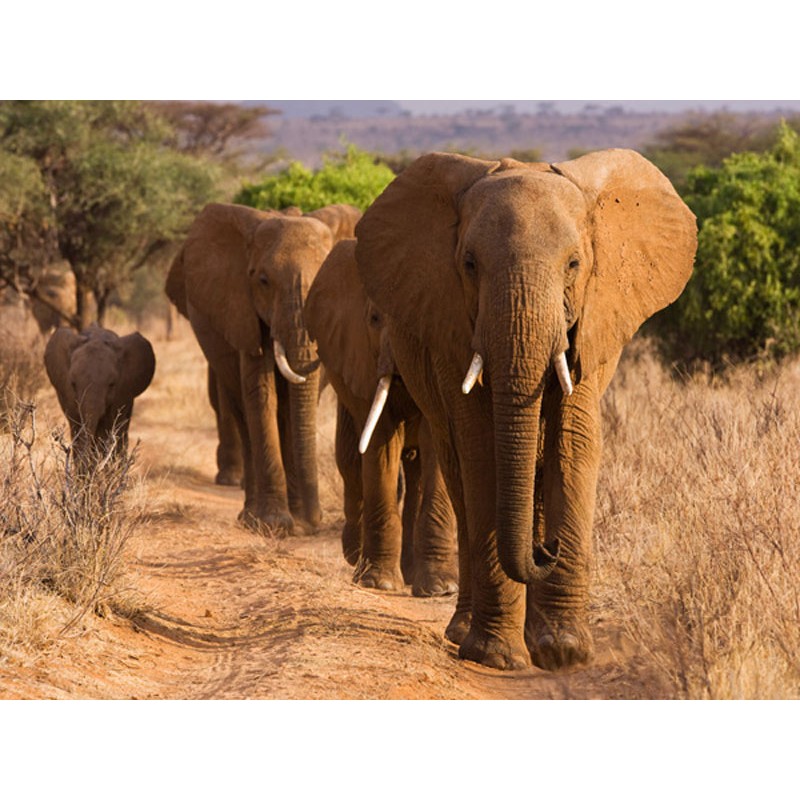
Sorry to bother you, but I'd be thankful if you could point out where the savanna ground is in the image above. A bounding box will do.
[1,311,799,700]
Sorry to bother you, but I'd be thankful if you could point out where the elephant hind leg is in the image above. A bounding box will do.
[209,367,244,487]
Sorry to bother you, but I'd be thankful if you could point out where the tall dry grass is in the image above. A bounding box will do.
[595,339,800,698]
[0,398,144,659]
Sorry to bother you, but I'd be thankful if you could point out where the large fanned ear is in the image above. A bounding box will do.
[306,240,377,402]
[118,332,156,400]
[44,327,81,411]
[180,203,274,355]
[306,204,362,243]
[354,153,498,348]
[552,149,697,377]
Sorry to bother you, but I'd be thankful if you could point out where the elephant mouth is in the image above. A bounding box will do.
[461,349,573,396]
[272,339,320,384]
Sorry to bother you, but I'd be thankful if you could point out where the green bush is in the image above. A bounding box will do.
[234,144,395,212]
[655,122,800,367]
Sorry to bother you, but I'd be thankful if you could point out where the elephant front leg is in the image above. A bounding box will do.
[355,423,404,592]
[526,378,602,670]
[239,350,293,534]
[455,443,529,670]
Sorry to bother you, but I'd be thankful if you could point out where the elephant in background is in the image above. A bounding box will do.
[44,324,156,465]
[355,150,696,670]
[166,202,361,534]
[30,266,77,334]
[305,240,458,596]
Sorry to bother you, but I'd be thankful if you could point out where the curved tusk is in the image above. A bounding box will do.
[554,351,573,396]
[359,376,391,454]
[461,352,484,395]
[273,339,306,384]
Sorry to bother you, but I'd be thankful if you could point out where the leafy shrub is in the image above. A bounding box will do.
[234,144,395,212]
[655,122,800,367]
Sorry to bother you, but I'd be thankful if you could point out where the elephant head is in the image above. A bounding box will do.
[166,202,361,376]
[44,324,156,460]
[355,150,696,585]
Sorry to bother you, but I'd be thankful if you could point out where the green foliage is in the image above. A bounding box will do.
[0,101,222,325]
[234,145,395,212]
[656,122,800,367]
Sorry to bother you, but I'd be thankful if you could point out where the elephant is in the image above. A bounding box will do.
[305,239,458,596]
[354,149,696,671]
[165,202,361,534]
[44,324,156,465]
[30,266,78,334]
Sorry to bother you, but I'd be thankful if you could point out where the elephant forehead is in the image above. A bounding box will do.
[461,172,588,250]
[255,216,333,257]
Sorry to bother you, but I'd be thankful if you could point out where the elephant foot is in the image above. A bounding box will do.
[354,560,404,592]
[459,626,531,671]
[238,506,294,537]
[412,561,459,597]
[215,469,243,487]
[526,619,593,671]
[341,522,361,566]
[444,609,471,645]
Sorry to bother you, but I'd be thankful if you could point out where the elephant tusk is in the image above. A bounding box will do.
[273,340,306,384]
[554,351,573,396]
[359,375,391,454]
[461,352,484,395]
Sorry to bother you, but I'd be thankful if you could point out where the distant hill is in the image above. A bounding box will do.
[252,105,799,166]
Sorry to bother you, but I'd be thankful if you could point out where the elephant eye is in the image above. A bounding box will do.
[568,258,580,271]
[369,312,381,326]
[258,274,269,286]
[464,252,477,275]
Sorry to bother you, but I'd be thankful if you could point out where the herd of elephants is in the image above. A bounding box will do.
[41,149,697,672]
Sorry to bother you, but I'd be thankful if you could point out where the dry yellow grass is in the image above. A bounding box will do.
[595,340,800,698]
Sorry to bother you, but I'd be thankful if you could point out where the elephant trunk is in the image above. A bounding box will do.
[490,275,563,584]
[288,369,322,528]
[280,293,322,529]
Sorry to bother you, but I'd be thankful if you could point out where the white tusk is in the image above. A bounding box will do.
[359,376,391,454]
[554,351,573,396]
[273,339,306,384]
[461,352,484,395]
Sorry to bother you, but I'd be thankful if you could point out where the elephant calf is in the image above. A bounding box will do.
[44,324,156,466]
[306,240,458,596]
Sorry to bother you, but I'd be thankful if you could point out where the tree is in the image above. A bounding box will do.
[234,144,395,212]
[654,121,800,367]
[0,101,221,327]
[145,101,278,159]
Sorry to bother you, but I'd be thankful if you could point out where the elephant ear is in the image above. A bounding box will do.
[306,204,362,243]
[552,149,697,377]
[306,240,377,402]
[180,203,277,355]
[355,153,498,349]
[118,332,156,400]
[44,327,81,408]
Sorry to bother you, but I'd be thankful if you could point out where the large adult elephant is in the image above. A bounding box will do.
[354,150,696,670]
[305,240,458,596]
[166,202,361,534]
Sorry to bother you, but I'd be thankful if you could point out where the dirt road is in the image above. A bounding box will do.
[0,323,653,700]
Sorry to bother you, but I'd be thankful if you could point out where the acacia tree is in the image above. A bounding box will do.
[0,101,221,327]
